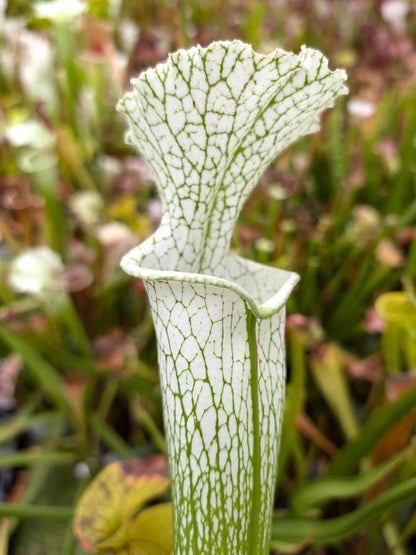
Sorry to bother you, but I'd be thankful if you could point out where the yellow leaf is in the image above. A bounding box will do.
[127,502,173,554]
[74,458,170,553]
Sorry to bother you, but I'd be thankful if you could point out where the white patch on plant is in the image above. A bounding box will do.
[2,119,55,149]
[33,0,86,23]
[9,246,65,299]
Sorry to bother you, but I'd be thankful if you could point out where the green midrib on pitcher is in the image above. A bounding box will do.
[246,307,263,554]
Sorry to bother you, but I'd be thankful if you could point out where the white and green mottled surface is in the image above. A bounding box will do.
[118,40,347,554]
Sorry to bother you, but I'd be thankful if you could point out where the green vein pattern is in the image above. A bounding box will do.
[118,40,347,554]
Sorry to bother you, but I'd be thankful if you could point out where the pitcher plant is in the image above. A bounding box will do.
[118,40,347,555]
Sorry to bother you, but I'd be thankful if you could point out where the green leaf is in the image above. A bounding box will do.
[271,476,416,547]
[0,327,69,411]
[329,385,416,475]
[74,458,170,554]
[291,448,409,517]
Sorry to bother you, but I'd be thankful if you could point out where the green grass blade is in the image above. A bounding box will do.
[0,327,69,411]
[0,410,61,447]
[291,448,409,517]
[272,476,416,546]
[328,385,416,475]
[89,413,134,459]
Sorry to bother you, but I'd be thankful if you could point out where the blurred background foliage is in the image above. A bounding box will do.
[0,0,416,553]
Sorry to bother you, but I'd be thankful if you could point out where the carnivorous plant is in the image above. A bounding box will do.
[118,40,347,554]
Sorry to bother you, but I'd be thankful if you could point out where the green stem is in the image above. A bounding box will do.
[61,530,77,555]
[47,293,92,358]
[25,151,66,259]
[96,379,119,422]
[177,0,191,48]
[405,231,416,278]
[0,502,73,520]
[55,24,80,135]
[0,449,76,469]
[55,126,96,190]
[61,480,87,555]
[90,413,134,459]
[134,401,167,454]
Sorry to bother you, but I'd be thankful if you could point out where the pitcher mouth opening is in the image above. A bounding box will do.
[121,245,299,319]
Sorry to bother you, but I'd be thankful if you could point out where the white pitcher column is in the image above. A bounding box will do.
[118,40,347,555]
